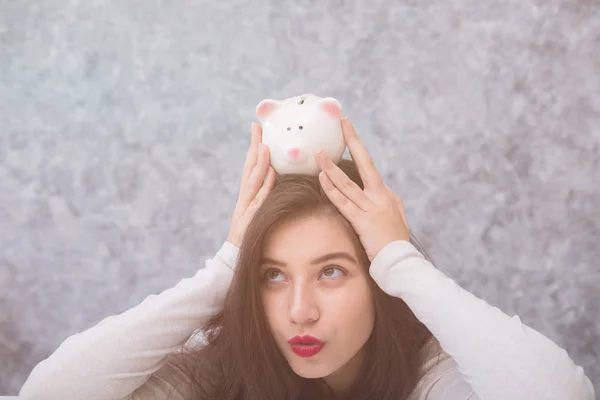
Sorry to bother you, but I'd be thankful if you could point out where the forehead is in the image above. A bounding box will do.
[263,215,358,261]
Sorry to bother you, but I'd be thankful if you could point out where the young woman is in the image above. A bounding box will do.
[19,119,594,400]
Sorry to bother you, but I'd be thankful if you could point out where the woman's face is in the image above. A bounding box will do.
[260,214,375,392]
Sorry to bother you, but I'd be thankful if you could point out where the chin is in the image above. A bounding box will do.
[287,356,337,379]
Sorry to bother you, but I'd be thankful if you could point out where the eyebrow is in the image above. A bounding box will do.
[261,251,358,267]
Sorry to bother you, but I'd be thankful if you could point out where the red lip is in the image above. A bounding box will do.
[288,335,325,358]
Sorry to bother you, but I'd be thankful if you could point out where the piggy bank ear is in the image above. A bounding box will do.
[256,99,281,122]
[316,97,342,119]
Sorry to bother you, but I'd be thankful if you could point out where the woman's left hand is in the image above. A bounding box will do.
[314,117,411,262]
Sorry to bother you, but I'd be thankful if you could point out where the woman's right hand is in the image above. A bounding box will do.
[227,122,277,248]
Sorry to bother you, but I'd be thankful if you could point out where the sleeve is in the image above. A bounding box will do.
[370,240,595,400]
[18,241,239,400]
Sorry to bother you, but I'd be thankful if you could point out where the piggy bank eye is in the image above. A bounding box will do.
[298,125,303,130]
[287,127,291,131]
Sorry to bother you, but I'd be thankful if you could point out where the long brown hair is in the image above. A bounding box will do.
[171,159,436,400]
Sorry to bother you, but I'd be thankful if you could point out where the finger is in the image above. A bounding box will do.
[240,143,271,209]
[315,150,373,211]
[241,122,262,185]
[248,166,276,211]
[319,171,362,220]
[341,118,385,190]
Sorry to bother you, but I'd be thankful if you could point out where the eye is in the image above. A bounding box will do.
[265,269,285,282]
[287,127,291,131]
[298,125,303,130]
[320,266,345,279]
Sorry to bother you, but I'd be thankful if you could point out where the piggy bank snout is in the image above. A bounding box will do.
[287,148,301,160]
[284,146,310,163]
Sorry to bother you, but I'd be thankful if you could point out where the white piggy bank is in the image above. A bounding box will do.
[256,94,346,175]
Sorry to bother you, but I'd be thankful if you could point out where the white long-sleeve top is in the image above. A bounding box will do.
[18,240,595,400]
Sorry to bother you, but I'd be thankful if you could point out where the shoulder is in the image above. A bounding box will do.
[409,338,476,400]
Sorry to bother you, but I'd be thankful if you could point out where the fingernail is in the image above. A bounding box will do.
[319,171,332,188]
[251,122,258,132]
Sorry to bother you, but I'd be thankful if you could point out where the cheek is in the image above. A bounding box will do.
[261,291,284,328]
[325,279,375,329]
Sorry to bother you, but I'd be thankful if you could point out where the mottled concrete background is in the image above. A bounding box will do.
[1,0,599,395]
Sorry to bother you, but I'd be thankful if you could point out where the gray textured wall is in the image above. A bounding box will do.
[1,0,599,395]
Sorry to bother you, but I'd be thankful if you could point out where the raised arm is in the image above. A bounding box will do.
[19,243,238,400]
[370,240,595,400]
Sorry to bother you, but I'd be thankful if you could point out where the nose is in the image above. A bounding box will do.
[288,283,319,324]
[287,148,301,160]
